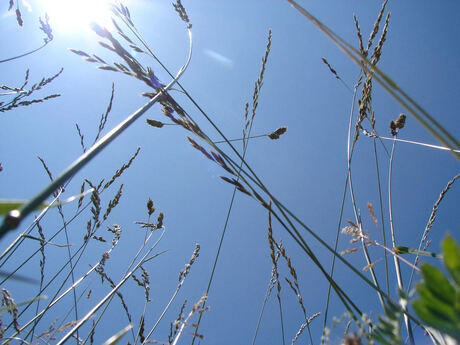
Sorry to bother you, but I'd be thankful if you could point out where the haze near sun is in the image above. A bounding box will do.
[38,0,118,34]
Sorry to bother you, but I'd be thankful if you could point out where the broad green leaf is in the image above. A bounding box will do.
[443,235,460,286]
[413,236,460,341]
[420,265,456,305]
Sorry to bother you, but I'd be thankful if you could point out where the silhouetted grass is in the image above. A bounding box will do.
[0,1,458,344]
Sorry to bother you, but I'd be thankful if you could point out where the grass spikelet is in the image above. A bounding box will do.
[169,300,187,344]
[362,262,377,272]
[94,266,132,323]
[251,29,272,120]
[341,248,359,256]
[36,219,46,286]
[103,147,141,190]
[1,289,20,332]
[103,184,123,220]
[146,119,164,128]
[172,0,192,28]
[390,113,406,136]
[147,198,155,216]
[170,295,208,345]
[75,123,87,152]
[93,83,115,144]
[353,15,365,56]
[367,202,377,225]
[107,224,122,246]
[422,173,460,249]
[268,126,288,140]
[92,235,106,242]
[15,8,23,26]
[321,57,340,79]
[367,0,389,54]
[371,11,391,65]
[0,68,62,113]
[292,312,321,344]
[178,243,200,282]
[89,187,101,228]
[219,176,252,196]
[38,14,53,43]
[156,212,164,228]
[132,266,151,302]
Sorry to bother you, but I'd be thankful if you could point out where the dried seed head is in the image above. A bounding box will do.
[157,212,164,228]
[395,113,406,129]
[390,113,406,136]
[268,126,288,140]
[147,198,155,216]
[146,119,164,128]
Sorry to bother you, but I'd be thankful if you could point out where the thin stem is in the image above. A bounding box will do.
[372,138,390,295]
[364,131,460,153]
[0,42,49,64]
[388,138,414,345]
[213,133,268,144]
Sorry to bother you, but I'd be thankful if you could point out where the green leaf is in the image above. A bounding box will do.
[420,265,456,305]
[412,235,460,341]
[394,246,442,258]
[0,200,48,215]
[0,188,94,216]
[443,235,460,286]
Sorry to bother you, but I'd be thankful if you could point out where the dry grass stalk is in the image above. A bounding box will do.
[138,314,146,343]
[366,0,388,54]
[353,15,365,56]
[178,244,200,282]
[354,3,390,139]
[251,29,272,121]
[94,265,132,323]
[168,300,187,344]
[103,147,141,190]
[36,218,46,286]
[421,173,460,250]
[103,184,124,220]
[131,265,151,302]
[267,201,282,298]
[279,247,307,318]
[371,12,390,65]
[321,57,340,80]
[0,68,62,113]
[291,312,321,344]
[170,294,208,345]
[75,124,87,153]
[1,289,20,332]
[93,83,115,144]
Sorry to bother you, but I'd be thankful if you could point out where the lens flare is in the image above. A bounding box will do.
[38,0,116,34]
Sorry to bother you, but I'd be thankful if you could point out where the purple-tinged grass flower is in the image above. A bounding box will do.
[147,67,164,89]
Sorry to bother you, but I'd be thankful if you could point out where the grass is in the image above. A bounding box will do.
[0,1,459,344]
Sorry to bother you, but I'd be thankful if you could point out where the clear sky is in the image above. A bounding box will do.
[1,1,459,344]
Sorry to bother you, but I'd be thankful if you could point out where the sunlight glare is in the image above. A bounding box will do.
[39,0,116,34]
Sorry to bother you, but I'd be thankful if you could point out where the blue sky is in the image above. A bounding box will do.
[1,1,459,344]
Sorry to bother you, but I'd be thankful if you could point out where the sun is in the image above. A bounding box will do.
[38,0,117,34]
